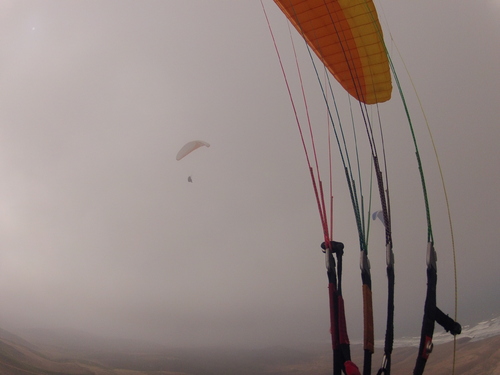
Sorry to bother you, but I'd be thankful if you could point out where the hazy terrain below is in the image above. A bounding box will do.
[1,318,499,374]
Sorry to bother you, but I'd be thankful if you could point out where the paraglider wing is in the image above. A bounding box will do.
[273,0,392,104]
[176,140,210,161]
[372,210,386,227]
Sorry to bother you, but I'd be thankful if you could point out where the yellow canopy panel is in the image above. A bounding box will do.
[274,0,392,104]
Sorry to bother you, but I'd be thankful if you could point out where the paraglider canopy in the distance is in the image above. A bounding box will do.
[176,140,210,161]
[372,210,386,227]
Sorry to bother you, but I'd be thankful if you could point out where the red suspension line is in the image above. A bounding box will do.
[261,0,331,243]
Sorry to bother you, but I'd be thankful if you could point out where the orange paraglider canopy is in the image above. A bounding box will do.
[273,0,392,104]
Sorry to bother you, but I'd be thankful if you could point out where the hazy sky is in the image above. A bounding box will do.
[0,1,499,349]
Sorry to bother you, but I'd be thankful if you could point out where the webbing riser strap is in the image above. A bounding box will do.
[414,244,437,375]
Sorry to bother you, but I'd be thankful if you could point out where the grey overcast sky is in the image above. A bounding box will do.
[0,1,499,348]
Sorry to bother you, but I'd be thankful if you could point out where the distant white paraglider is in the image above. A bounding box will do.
[176,140,210,161]
[372,210,386,227]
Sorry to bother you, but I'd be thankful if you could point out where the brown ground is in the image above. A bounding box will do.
[1,327,499,374]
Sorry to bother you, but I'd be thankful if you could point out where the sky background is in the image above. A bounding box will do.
[0,1,499,349]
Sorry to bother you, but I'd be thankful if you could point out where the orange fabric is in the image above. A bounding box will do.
[273,0,392,104]
[362,283,375,353]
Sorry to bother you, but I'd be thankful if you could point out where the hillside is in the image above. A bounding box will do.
[0,327,499,374]
[0,328,182,375]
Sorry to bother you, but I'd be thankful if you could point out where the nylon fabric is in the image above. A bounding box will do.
[273,0,392,104]
[362,284,375,353]
[345,360,362,375]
